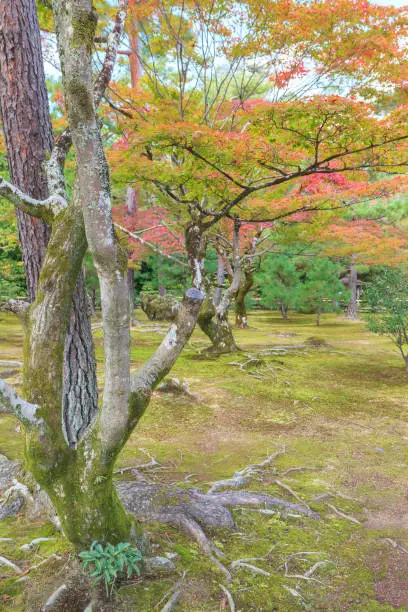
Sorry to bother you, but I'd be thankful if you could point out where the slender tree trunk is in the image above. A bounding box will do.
[235,268,253,328]
[280,303,288,319]
[125,173,139,327]
[0,0,97,446]
[316,307,321,326]
[214,252,225,307]
[128,267,136,326]
[345,255,359,320]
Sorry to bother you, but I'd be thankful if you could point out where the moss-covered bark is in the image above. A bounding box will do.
[198,295,239,354]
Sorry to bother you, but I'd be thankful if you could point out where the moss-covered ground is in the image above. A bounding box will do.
[0,310,408,610]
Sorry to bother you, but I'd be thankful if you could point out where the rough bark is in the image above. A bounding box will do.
[345,255,359,320]
[0,0,206,551]
[0,0,97,445]
[0,0,51,301]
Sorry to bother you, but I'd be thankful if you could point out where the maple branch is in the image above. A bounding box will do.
[0,176,67,223]
[225,194,382,224]
[0,380,43,430]
[114,222,189,268]
[184,146,248,190]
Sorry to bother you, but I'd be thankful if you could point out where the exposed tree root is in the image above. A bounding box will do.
[118,480,319,580]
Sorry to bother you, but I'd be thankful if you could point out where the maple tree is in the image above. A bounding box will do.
[107,0,408,350]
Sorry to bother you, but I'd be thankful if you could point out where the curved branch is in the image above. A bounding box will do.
[0,380,43,430]
[131,287,204,397]
[114,222,189,268]
[0,176,67,223]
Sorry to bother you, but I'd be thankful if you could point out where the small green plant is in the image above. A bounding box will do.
[79,541,143,598]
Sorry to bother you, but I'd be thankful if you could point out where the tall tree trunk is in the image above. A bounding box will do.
[0,0,52,299]
[235,268,253,328]
[214,252,225,307]
[0,0,97,446]
[126,187,138,326]
[345,255,359,320]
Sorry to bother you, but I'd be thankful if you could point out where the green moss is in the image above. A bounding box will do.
[66,78,94,128]
[71,8,97,52]
[2,312,408,609]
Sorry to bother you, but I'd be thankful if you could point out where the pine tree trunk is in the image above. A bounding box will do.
[0,0,52,299]
[345,256,359,320]
[0,0,98,445]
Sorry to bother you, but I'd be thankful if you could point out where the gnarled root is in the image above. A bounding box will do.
[118,481,319,579]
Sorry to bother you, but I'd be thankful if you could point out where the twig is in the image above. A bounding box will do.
[114,448,160,474]
[43,584,68,610]
[161,590,181,612]
[283,585,305,600]
[282,467,318,476]
[326,503,361,525]
[231,561,271,576]
[155,571,187,609]
[220,584,235,612]
[0,555,23,574]
[208,448,285,494]
[381,538,408,554]
[274,480,311,510]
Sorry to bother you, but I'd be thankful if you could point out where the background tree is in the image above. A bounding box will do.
[258,253,301,319]
[108,0,408,350]
[364,268,408,370]
[296,259,348,326]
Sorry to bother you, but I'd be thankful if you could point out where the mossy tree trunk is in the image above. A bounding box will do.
[235,267,253,328]
[0,0,205,551]
[198,294,240,353]
[198,222,241,353]
[0,0,98,446]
